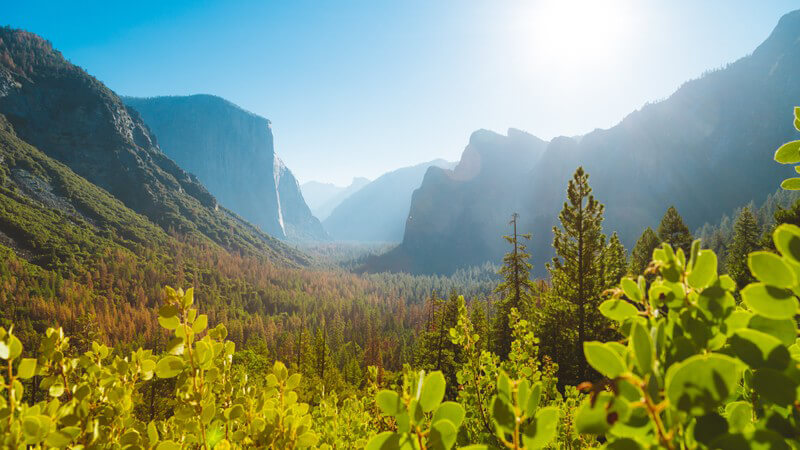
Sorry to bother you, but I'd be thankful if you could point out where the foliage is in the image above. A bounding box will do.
[544,166,611,384]
[628,227,659,276]
[492,213,537,359]
[656,206,694,256]
[725,206,761,289]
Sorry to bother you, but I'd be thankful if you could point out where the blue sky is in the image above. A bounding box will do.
[4,1,799,185]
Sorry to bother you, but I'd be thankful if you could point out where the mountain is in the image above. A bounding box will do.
[301,177,370,220]
[0,27,305,263]
[365,130,547,272]
[369,9,800,275]
[123,95,327,241]
[323,159,456,243]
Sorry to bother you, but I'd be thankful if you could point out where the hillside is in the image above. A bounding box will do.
[0,27,302,260]
[323,159,455,242]
[369,10,800,275]
[124,95,327,241]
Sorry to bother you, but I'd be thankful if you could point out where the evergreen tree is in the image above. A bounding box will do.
[415,292,462,396]
[726,207,761,289]
[657,206,693,256]
[491,213,536,359]
[602,232,627,289]
[629,227,659,275]
[761,197,800,250]
[546,167,607,381]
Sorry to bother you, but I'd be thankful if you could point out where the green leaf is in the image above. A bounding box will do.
[729,329,789,370]
[665,354,742,415]
[752,368,797,406]
[525,382,542,417]
[522,407,559,449]
[155,355,184,378]
[781,178,800,190]
[147,421,159,444]
[773,224,800,264]
[620,278,642,303]
[775,140,800,164]
[432,402,465,429]
[376,390,402,417]
[156,441,183,450]
[741,283,798,320]
[419,371,446,412]
[748,252,796,288]
[748,315,797,346]
[687,250,717,290]
[192,314,208,334]
[599,299,639,322]
[365,432,406,450]
[693,413,728,446]
[490,395,516,433]
[428,419,457,450]
[286,373,301,390]
[630,321,654,375]
[575,392,613,435]
[17,358,36,379]
[583,342,627,379]
[725,401,753,433]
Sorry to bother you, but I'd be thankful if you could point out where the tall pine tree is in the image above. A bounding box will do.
[491,213,535,359]
[629,227,659,276]
[726,207,761,289]
[657,206,693,256]
[546,167,607,381]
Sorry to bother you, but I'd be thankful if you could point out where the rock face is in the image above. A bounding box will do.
[369,9,800,275]
[124,95,327,241]
[0,27,306,262]
[324,160,456,243]
[365,130,547,273]
[301,177,370,221]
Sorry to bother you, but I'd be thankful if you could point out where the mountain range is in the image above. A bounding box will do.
[124,95,326,241]
[323,159,455,242]
[301,177,370,221]
[368,9,800,275]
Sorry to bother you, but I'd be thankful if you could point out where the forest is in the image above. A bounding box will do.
[4,107,800,448]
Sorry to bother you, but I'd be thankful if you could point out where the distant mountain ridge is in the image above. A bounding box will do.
[124,95,327,242]
[369,9,800,275]
[301,177,370,220]
[0,27,306,264]
[324,159,456,243]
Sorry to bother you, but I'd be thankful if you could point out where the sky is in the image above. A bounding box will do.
[4,1,800,185]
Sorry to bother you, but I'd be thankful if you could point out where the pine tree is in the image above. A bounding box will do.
[602,232,627,289]
[726,207,761,289]
[546,167,607,381]
[415,292,462,396]
[629,227,659,276]
[657,206,693,256]
[491,213,536,359]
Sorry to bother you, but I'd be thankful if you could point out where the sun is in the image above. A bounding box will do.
[524,0,633,69]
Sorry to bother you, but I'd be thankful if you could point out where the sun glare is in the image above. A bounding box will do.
[524,0,633,69]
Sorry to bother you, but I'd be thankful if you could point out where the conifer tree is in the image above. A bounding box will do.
[629,227,659,275]
[415,292,462,396]
[602,232,627,289]
[657,206,693,256]
[546,167,607,381]
[491,213,535,359]
[726,206,761,288]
